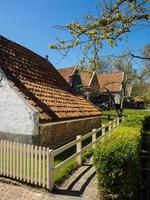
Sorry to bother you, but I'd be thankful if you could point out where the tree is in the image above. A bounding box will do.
[50,0,150,70]
[49,0,149,116]
[144,86,150,103]
[129,44,150,78]
[113,55,137,94]
[143,44,150,77]
[132,81,150,97]
[78,56,114,72]
[96,55,136,116]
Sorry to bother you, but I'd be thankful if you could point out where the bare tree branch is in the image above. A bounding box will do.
[131,53,150,61]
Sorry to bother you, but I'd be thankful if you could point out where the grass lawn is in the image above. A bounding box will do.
[101,108,150,124]
[103,108,150,115]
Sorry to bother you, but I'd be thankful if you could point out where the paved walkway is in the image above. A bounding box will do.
[53,164,99,200]
[0,178,52,200]
[0,164,100,200]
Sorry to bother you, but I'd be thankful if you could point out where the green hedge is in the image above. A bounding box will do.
[120,115,144,128]
[94,121,141,199]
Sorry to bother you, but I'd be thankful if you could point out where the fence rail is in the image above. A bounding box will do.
[53,117,123,173]
[0,117,123,191]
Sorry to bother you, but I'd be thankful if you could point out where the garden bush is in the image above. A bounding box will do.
[120,114,145,128]
[94,122,141,199]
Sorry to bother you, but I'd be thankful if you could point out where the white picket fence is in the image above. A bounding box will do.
[0,117,123,191]
[0,142,53,190]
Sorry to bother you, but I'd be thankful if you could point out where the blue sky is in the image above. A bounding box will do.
[0,0,149,70]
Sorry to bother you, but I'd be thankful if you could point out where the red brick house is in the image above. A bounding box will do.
[58,66,82,93]
[0,36,101,148]
[95,72,124,107]
[58,68,100,99]
[79,71,99,99]
[97,72,124,93]
[58,68,124,107]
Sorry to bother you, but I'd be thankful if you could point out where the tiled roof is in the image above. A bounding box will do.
[0,36,101,122]
[80,71,93,88]
[97,72,124,92]
[58,66,76,83]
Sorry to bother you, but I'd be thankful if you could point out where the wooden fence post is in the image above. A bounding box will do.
[108,121,111,131]
[102,125,105,136]
[3,140,6,176]
[101,125,106,142]
[76,135,82,165]
[117,117,120,126]
[47,149,54,191]
[113,119,116,129]
[92,129,97,148]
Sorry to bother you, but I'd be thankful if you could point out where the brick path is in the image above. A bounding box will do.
[0,164,100,200]
[0,178,53,200]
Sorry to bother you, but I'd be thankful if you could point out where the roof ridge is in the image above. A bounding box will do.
[97,71,124,75]
[0,35,48,64]
[58,66,76,70]
[0,35,74,93]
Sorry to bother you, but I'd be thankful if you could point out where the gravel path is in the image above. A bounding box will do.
[0,163,100,200]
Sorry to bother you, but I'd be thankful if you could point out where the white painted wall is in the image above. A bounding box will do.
[0,69,39,136]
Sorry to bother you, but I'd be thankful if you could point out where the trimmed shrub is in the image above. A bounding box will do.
[120,114,144,128]
[94,125,141,200]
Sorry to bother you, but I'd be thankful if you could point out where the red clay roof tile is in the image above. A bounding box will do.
[79,71,93,88]
[0,36,101,122]
[58,66,76,83]
[97,72,124,92]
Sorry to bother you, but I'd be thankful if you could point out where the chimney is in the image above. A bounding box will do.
[45,55,49,60]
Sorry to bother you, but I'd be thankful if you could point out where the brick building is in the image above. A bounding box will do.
[79,71,99,99]
[58,66,82,93]
[58,67,124,108]
[95,72,124,107]
[0,36,101,149]
[58,68,99,100]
